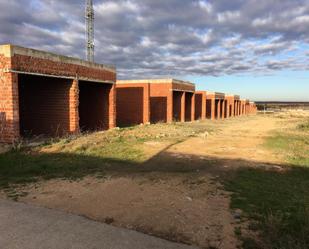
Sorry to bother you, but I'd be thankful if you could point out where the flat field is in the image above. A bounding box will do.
[1,111,309,249]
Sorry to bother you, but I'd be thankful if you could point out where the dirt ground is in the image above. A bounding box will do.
[1,115,293,249]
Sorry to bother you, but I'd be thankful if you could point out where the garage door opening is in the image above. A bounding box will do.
[79,81,111,132]
[117,87,144,126]
[18,74,71,137]
[206,99,212,119]
[173,91,182,122]
[150,97,167,123]
[220,100,224,118]
[195,93,202,120]
[224,100,228,118]
[215,100,220,119]
[185,92,193,121]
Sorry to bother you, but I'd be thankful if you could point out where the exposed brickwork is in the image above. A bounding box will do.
[215,100,220,119]
[225,96,234,118]
[0,45,116,143]
[173,91,182,122]
[117,79,195,125]
[18,74,72,136]
[185,92,194,122]
[194,91,207,120]
[11,54,115,82]
[206,93,216,120]
[240,100,246,116]
[79,81,113,131]
[194,93,202,120]
[108,84,116,129]
[0,52,19,142]
[221,100,226,119]
[116,83,150,126]
[69,79,79,133]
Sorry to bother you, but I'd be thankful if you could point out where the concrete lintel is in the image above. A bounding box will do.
[117,78,195,87]
[206,92,216,97]
[170,89,195,93]
[0,44,13,57]
[215,92,225,99]
[8,70,115,84]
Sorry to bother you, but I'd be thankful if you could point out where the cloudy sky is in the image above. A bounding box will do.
[0,0,308,101]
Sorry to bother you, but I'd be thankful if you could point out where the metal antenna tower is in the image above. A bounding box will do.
[85,0,94,62]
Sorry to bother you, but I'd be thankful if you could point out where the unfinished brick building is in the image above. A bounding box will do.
[206,92,226,120]
[116,79,195,126]
[233,95,241,116]
[225,95,235,118]
[0,44,116,143]
[194,91,207,120]
[206,92,215,120]
[248,102,257,115]
[240,99,247,115]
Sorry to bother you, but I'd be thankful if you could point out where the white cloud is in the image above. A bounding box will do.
[0,0,308,78]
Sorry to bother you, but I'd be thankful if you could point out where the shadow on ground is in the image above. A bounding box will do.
[0,144,309,249]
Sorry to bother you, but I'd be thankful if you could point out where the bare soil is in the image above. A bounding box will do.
[4,115,291,249]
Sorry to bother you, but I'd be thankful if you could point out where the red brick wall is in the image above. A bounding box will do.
[18,74,72,136]
[0,54,19,142]
[150,83,173,123]
[215,99,221,119]
[79,81,112,131]
[221,100,225,119]
[195,93,203,120]
[172,91,182,122]
[107,84,116,129]
[1,51,116,143]
[150,97,168,123]
[116,83,149,126]
[116,86,145,126]
[69,79,79,133]
[206,97,215,120]
[11,54,115,82]
[185,92,193,121]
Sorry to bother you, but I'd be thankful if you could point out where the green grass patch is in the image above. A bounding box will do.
[264,133,309,167]
[0,121,215,189]
[297,119,309,131]
[225,117,309,248]
[226,167,309,249]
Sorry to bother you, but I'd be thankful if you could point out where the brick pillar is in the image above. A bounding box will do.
[234,100,238,117]
[69,79,79,133]
[202,94,206,120]
[191,93,195,121]
[0,72,19,143]
[143,83,150,124]
[211,98,215,120]
[167,91,173,123]
[181,91,185,122]
[108,84,116,129]
[238,101,241,116]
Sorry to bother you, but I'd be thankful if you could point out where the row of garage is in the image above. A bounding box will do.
[0,44,256,143]
[116,79,257,127]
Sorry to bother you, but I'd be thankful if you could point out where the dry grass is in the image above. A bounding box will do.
[274,109,309,119]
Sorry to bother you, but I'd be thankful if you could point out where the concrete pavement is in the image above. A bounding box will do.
[0,199,198,249]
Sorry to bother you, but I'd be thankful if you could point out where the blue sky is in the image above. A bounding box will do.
[0,0,308,101]
[185,70,309,101]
